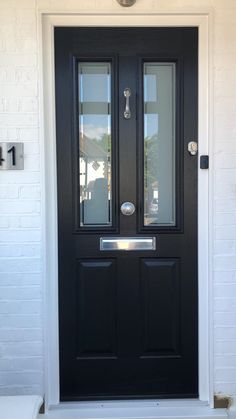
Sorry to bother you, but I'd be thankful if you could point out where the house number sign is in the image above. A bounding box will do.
[0,143,24,170]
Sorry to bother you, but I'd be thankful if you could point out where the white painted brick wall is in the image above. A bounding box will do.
[0,0,43,397]
[213,0,236,397]
[0,0,235,400]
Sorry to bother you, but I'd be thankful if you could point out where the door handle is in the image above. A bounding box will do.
[124,88,131,119]
[120,202,135,216]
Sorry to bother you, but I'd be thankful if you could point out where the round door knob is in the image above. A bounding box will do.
[120,202,135,216]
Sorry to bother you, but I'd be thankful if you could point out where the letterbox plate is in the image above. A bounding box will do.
[100,237,156,251]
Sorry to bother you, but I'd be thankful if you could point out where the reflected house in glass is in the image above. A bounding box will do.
[79,133,111,226]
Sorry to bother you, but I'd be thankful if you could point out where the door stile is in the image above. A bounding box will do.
[119,56,137,235]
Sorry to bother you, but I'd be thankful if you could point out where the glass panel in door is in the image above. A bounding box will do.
[78,62,112,226]
[143,63,176,226]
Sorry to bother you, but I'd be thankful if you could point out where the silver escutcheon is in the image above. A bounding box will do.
[120,201,135,216]
[188,141,198,156]
[124,88,131,119]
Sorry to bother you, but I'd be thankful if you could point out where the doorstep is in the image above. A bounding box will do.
[38,400,228,419]
[0,395,43,419]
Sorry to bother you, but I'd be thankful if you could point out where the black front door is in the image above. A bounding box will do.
[55,27,198,401]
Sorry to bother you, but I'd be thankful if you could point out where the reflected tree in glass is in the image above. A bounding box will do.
[143,63,176,227]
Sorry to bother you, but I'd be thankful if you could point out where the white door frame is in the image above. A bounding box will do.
[38,10,213,409]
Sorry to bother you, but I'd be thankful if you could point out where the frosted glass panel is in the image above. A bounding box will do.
[143,63,176,226]
[79,63,112,226]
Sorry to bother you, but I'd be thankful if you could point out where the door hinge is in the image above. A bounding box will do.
[200,155,209,169]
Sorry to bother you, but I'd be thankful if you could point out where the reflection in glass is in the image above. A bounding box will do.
[79,63,112,226]
[143,63,176,226]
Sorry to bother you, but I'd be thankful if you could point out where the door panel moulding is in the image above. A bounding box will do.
[38,10,213,410]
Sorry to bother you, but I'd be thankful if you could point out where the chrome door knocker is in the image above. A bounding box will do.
[124,88,131,119]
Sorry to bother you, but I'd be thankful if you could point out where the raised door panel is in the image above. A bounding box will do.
[76,259,117,358]
[141,259,180,357]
